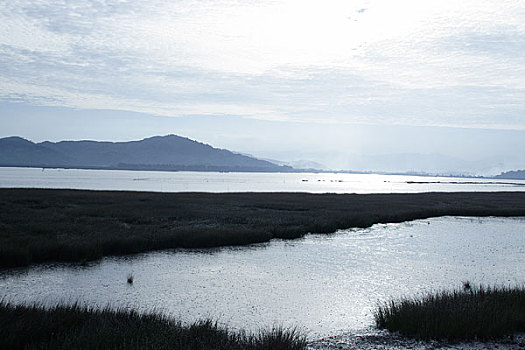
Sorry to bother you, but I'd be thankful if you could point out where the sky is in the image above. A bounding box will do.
[1,0,524,174]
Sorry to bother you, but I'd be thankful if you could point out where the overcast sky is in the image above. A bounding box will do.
[1,1,524,174]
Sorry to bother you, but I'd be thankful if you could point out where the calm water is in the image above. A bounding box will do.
[0,167,524,193]
[1,217,524,339]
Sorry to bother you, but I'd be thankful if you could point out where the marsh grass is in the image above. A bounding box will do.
[1,189,525,267]
[375,285,525,340]
[0,302,306,350]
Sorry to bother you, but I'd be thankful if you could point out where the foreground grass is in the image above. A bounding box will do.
[0,302,306,350]
[1,189,525,267]
[375,285,525,340]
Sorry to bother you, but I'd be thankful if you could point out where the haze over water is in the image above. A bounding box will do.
[1,2,524,348]
[1,167,524,193]
[2,1,525,174]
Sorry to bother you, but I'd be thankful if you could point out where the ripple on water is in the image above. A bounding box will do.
[0,216,524,340]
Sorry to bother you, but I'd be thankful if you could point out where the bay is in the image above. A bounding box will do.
[0,167,524,193]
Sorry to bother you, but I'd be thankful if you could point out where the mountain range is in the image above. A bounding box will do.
[495,169,525,180]
[0,135,292,172]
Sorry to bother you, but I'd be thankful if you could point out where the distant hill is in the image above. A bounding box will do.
[494,169,525,180]
[0,135,292,172]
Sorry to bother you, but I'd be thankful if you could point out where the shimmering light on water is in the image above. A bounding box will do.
[1,217,523,339]
[0,167,524,193]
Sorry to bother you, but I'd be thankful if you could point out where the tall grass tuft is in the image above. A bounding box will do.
[0,302,306,350]
[375,285,525,340]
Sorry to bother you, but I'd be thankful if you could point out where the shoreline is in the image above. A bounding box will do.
[2,302,523,350]
[1,189,525,268]
[2,165,525,181]
[309,329,525,350]
[0,302,306,350]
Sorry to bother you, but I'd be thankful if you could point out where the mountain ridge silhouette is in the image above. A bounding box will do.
[0,135,292,172]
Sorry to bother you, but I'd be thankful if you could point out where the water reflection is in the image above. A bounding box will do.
[1,216,524,339]
[2,167,525,193]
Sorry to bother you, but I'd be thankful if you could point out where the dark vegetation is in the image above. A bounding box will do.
[0,302,306,350]
[1,189,525,268]
[375,285,525,340]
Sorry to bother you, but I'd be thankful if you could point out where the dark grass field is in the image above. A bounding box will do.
[1,189,525,267]
[0,302,306,350]
[375,285,525,340]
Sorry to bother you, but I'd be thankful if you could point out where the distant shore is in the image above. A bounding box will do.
[1,189,525,268]
[3,164,525,180]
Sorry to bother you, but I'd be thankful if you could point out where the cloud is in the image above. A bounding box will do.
[0,0,524,129]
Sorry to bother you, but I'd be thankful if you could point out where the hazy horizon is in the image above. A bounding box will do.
[1,1,524,175]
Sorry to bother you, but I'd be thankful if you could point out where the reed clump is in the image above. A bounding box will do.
[0,302,306,350]
[375,285,525,340]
